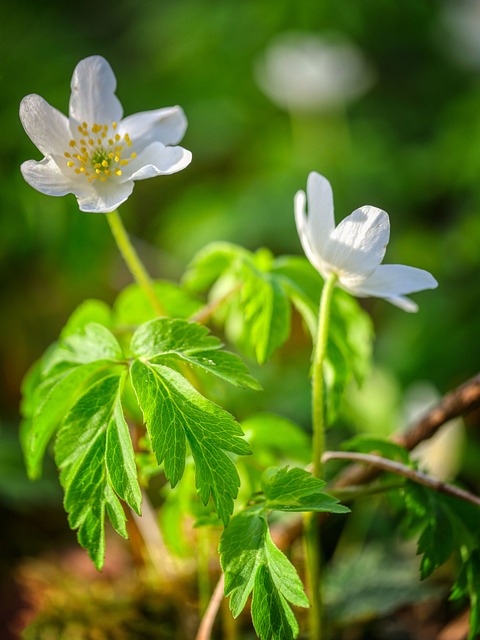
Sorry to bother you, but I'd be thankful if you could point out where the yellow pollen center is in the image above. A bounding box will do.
[64,122,137,183]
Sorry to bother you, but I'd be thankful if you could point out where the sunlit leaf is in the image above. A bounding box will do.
[220,508,309,639]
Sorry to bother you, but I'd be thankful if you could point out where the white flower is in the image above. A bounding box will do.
[255,32,374,113]
[20,56,192,213]
[295,172,438,312]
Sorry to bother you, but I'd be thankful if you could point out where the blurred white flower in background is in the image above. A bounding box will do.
[402,382,465,481]
[439,0,480,69]
[255,32,375,112]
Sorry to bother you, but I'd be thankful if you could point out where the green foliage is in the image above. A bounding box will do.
[21,310,256,565]
[114,280,203,325]
[220,508,309,640]
[261,466,349,514]
[184,243,373,420]
[130,317,261,390]
[403,483,480,638]
[324,544,440,625]
[184,242,293,363]
[22,360,119,480]
[55,373,141,569]
[324,290,374,422]
[130,360,249,524]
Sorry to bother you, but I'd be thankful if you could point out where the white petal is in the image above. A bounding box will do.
[122,142,192,181]
[306,172,335,254]
[294,189,327,275]
[21,156,73,196]
[351,264,438,297]
[383,296,419,313]
[69,56,123,126]
[118,107,188,151]
[20,95,70,156]
[324,205,390,278]
[76,179,134,213]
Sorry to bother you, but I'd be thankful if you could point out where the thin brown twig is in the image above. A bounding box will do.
[334,373,480,489]
[395,373,480,450]
[195,573,225,640]
[322,451,480,508]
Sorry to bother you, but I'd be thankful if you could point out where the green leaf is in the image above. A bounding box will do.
[402,483,480,638]
[183,242,246,292]
[114,280,203,325]
[184,242,293,364]
[417,503,454,579]
[22,360,120,479]
[262,466,350,514]
[45,323,124,372]
[241,264,291,364]
[252,565,299,640]
[131,317,260,390]
[220,509,309,640]
[325,290,374,422]
[130,360,250,524]
[60,299,113,338]
[271,255,323,338]
[324,544,440,625]
[55,373,141,569]
[343,435,411,464]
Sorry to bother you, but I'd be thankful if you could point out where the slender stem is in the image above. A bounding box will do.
[105,209,164,316]
[129,489,179,581]
[312,274,337,478]
[197,526,211,616]
[195,574,225,640]
[305,273,337,640]
[323,451,480,508]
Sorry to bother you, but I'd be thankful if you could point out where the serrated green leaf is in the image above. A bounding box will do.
[131,317,260,390]
[417,503,454,579]
[22,360,120,479]
[60,299,113,338]
[401,482,480,638]
[343,435,411,464]
[252,565,299,640]
[130,360,250,524]
[185,243,293,364]
[262,466,350,514]
[55,373,141,569]
[114,280,203,326]
[220,509,308,640]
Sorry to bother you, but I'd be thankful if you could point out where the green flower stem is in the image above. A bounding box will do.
[106,209,164,316]
[305,273,337,640]
[312,273,337,478]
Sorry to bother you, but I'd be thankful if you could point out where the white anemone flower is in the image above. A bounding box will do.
[295,172,438,312]
[20,55,192,213]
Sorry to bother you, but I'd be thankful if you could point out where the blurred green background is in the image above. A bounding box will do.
[1,0,479,636]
